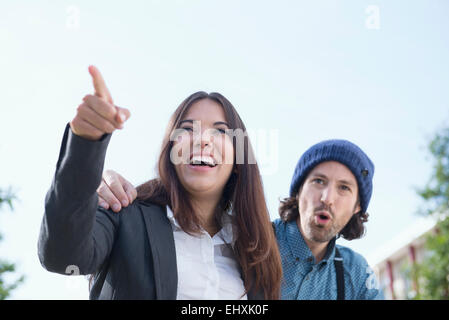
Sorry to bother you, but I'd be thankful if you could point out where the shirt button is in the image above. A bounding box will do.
[307,257,313,263]
[295,257,300,262]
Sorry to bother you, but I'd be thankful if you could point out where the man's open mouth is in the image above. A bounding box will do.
[315,211,331,222]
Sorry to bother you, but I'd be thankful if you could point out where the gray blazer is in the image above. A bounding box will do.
[38,124,263,300]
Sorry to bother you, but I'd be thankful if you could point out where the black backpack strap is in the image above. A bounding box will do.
[334,247,345,300]
[272,221,276,233]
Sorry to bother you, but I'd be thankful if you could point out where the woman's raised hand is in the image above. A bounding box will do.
[69,65,131,140]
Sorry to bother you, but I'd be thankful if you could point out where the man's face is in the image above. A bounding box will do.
[297,161,361,244]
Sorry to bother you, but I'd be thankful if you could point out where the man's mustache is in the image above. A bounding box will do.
[314,204,334,218]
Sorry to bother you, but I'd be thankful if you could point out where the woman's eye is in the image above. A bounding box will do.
[340,185,350,191]
[209,128,227,136]
[313,178,324,184]
[180,127,193,132]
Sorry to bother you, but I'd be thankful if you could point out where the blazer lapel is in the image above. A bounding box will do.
[139,202,177,299]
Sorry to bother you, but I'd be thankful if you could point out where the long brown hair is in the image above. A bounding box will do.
[136,91,282,299]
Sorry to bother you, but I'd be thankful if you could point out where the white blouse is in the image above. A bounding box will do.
[166,206,248,300]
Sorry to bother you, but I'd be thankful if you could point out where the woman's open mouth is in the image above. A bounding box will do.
[188,155,217,171]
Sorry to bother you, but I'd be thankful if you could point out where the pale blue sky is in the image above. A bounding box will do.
[0,0,448,299]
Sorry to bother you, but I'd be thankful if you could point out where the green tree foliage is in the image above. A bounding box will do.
[0,187,24,300]
[415,126,449,299]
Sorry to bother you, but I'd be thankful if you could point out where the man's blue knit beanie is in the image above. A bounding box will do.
[289,140,374,214]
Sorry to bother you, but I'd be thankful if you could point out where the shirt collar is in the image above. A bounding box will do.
[166,205,235,245]
[166,205,180,229]
[320,237,337,264]
[285,220,337,265]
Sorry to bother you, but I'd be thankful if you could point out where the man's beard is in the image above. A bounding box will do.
[303,204,341,243]
[304,218,340,243]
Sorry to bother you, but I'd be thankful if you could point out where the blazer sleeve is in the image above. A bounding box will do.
[38,123,120,276]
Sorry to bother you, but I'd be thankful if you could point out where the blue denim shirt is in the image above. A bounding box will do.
[273,219,384,300]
